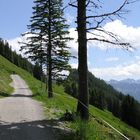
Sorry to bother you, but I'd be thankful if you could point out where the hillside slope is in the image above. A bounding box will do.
[0,61,13,97]
[0,55,140,140]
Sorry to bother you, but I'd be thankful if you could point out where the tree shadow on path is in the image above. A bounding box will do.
[0,119,69,140]
[0,92,9,97]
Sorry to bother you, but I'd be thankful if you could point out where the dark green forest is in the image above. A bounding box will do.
[0,38,42,80]
[63,69,140,130]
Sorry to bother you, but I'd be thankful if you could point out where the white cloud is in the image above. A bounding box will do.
[70,59,140,80]
[7,32,32,54]
[67,20,140,54]
[90,60,140,80]
[67,28,78,57]
[104,20,140,48]
[58,20,140,52]
[8,20,140,54]
[8,37,22,53]
[135,55,140,60]
[70,63,78,69]
[105,57,119,62]
[88,20,140,50]
[70,59,140,81]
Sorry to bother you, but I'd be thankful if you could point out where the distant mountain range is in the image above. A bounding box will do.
[108,79,140,102]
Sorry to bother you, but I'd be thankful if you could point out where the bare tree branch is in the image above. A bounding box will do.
[86,18,105,30]
[69,0,77,8]
[86,0,130,19]
[94,28,119,41]
[87,37,134,50]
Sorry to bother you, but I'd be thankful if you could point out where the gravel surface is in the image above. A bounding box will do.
[0,75,57,140]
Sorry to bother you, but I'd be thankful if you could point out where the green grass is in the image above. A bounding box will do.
[0,61,13,97]
[0,55,140,140]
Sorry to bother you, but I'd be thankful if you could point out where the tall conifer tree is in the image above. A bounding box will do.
[21,0,71,98]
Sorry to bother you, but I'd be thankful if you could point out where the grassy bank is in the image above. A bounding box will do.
[0,59,13,97]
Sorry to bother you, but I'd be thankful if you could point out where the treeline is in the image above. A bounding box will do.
[63,69,140,130]
[0,38,43,80]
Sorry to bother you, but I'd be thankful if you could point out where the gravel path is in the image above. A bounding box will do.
[0,75,57,140]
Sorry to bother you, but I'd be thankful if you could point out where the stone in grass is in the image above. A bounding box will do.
[60,110,75,121]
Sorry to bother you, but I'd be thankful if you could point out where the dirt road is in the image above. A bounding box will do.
[0,75,57,140]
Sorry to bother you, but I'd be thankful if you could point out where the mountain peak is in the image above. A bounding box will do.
[108,78,140,102]
[120,78,136,83]
[108,78,140,84]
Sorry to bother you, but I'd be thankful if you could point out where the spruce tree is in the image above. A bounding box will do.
[21,0,71,98]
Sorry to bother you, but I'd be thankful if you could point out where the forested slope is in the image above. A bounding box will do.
[64,69,140,130]
[0,38,43,81]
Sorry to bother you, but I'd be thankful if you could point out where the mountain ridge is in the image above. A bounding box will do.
[109,78,140,83]
[108,79,140,102]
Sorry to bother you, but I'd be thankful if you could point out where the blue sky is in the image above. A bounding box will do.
[0,0,33,39]
[1,0,140,80]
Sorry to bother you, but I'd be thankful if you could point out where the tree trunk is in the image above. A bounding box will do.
[48,56,53,97]
[47,0,53,98]
[40,63,43,89]
[77,0,89,120]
